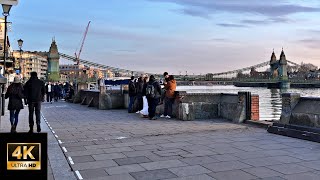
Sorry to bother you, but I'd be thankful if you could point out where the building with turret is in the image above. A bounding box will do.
[47,38,60,81]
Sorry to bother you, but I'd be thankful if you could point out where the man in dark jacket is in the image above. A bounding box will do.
[143,75,161,120]
[128,76,136,113]
[24,72,45,133]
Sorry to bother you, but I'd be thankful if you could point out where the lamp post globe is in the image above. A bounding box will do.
[17,39,23,48]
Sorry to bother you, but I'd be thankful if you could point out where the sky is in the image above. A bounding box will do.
[5,0,320,74]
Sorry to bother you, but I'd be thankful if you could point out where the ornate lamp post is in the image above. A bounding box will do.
[2,4,12,75]
[17,38,23,74]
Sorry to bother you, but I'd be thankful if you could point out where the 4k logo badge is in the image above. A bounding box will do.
[7,143,41,170]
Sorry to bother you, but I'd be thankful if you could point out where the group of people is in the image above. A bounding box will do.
[45,81,74,103]
[5,72,75,133]
[128,72,177,120]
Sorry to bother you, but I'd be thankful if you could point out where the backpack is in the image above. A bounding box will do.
[146,82,156,98]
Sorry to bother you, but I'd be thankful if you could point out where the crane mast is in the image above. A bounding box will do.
[75,21,91,65]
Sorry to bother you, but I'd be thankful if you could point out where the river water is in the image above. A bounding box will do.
[177,85,320,121]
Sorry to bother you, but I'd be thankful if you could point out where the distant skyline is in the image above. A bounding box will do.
[5,0,320,74]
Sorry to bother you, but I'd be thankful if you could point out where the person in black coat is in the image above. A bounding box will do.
[128,76,136,113]
[143,75,161,120]
[5,77,24,133]
[24,72,45,133]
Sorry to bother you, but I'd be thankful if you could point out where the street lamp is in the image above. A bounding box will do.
[2,3,12,75]
[17,38,23,74]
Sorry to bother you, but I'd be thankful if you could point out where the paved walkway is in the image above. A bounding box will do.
[0,102,75,180]
[35,101,320,180]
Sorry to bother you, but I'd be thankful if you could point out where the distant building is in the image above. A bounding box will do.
[12,51,47,80]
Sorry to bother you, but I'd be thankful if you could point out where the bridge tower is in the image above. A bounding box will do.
[269,50,277,79]
[278,48,288,80]
[47,38,60,81]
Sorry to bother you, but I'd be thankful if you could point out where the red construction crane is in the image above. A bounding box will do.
[75,21,91,65]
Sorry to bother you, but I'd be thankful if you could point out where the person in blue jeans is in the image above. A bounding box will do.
[5,77,25,133]
[128,76,137,113]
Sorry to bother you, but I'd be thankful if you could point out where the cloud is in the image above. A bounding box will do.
[216,23,248,28]
[149,0,320,18]
[298,38,320,49]
[241,17,291,25]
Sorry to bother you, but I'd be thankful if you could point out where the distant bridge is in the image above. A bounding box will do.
[59,52,302,79]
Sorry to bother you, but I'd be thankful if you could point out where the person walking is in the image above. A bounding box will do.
[5,77,24,133]
[160,75,176,119]
[144,75,161,120]
[24,72,45,133]
[128,76,137,113]
[45,82,53,103]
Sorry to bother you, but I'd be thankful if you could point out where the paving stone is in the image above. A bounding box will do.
[168,165,212,177]
[63,141,95,147]
[90,174,136,180]
[103,147,134,154]
[84,144,114,150]
[106,164,145,175]
[112,141,145,147]
[67,149,105,157]
[268,164,310,175]
[143,139,172,145]
[131,144,161,151]
[269,156,303,164]
[146,154,183,162]
[92,153,126,160]
[158,142,192,148]
[242,167,283,178]
[72,160,118,171]
[240,157,283,167]
[130,169,177,180]
[79,168,108,179]
[165,174,216,180]
[140,159,187,170]
[154,148,189,157]
[283,172,320,180]
[202,161,252,172]
[123,150,155,157]
[210,154,240,162]
[71,155,95,163]
[114,156,151,166]
[299,160,320,170]
[208,169,257,180]
[64,146,87,152]
[181,156,219,165]
[260,177,285,180]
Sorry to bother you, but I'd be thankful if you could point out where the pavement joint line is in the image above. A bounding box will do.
[68,156,74,165]
[75,171,83,180]
[62,147,68,152]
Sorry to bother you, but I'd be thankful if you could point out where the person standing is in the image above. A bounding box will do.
[24,72,45,133]
[144,75,161,120]
[5,77,24,133]
[161,75,177,119]
[46,82,53,103]
[128,76,137,113]
[159,72,170,105]
[135,76,144,113]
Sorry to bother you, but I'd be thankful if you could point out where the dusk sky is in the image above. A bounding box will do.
[6,0,320,74]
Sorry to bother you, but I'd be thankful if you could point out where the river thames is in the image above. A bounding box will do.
[177,85,320,121]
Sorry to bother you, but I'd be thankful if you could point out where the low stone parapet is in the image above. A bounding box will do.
[74,89,259,122]
[280,93,320,128]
